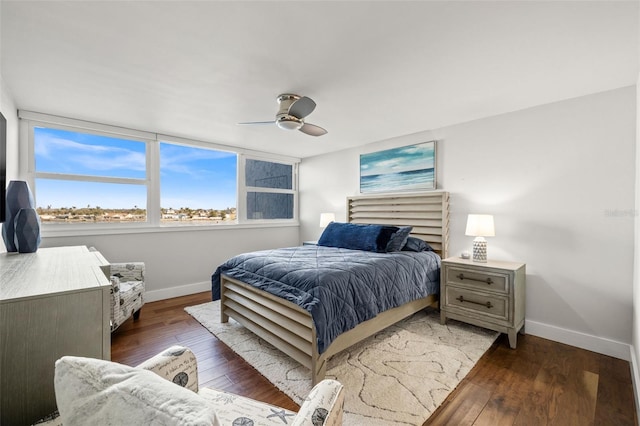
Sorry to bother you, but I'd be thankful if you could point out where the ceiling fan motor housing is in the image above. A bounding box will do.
[276,94,303,130]
[276,115,303,130]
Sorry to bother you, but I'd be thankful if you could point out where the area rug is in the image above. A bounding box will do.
[185,301,497,425]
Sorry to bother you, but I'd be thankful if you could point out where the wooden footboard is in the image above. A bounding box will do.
[220,273,438,384]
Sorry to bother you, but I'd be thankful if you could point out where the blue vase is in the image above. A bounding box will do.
[14,208,41,253]
[2,180,36,252]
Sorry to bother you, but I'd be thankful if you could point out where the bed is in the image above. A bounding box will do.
[212,191,449,384]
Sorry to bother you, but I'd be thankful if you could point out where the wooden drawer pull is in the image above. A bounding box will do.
[456,295,493,309]
[456,273,493,285]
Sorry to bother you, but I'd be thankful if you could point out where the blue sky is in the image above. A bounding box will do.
[34,127,237,210]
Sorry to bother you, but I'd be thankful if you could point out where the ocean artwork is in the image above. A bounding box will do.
[360,141,436,193]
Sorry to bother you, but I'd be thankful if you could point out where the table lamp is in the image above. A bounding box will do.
[465,214,495,263]
[319,212,335,228]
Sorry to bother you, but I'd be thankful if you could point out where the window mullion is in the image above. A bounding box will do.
[34,172,146,186]
[147,141,161,225]
[237,154,247,223]
[244,187,294,194]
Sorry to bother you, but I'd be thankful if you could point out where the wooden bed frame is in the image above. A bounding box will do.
[220,191,449,384]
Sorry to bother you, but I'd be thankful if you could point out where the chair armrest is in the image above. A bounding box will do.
[292,379,344,426]
[109,275,122,310]
[135,345,199,393]
[110,262,145,282]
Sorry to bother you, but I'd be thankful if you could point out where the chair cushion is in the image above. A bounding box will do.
[54,356,220,426]
[199,387,297,425]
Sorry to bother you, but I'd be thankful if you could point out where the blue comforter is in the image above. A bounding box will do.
[211,245,440,354]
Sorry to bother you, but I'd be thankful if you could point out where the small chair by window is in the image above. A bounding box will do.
[88,247,145,332]
[108,262,145,331]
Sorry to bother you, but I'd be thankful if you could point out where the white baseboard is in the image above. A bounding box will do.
[145,281,211,303]
[630,345,640,424]
[525,319,631,361]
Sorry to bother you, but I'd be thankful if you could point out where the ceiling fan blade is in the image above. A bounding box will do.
[299,122,327,136]
[238,121,276,125]
[288,96,316,119]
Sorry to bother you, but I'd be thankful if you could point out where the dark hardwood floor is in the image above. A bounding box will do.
[111,292,637,425]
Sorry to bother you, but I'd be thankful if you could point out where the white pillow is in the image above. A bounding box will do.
[55,356,220,426]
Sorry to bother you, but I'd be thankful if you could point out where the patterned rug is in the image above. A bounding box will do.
[185,301,497,425]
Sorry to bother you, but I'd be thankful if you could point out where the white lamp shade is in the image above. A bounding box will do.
[465,214,495,237]
[319,212,335,228]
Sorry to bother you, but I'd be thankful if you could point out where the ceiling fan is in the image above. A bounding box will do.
[239,94,328,136]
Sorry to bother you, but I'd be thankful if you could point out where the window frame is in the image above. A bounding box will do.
[238,155,299,223]
[19,110,300,235]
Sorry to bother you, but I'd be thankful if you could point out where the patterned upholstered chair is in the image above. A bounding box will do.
[42,345,344,426]
[108,262,145,331]
[88,247,145,332]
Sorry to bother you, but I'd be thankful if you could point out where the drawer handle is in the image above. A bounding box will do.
[456,295,493,309]
[456,273,493,285]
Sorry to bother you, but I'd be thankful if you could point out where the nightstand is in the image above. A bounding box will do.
[440,257,526,348]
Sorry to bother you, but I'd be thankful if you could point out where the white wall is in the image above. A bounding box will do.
[632,73,640,416]
[629,9,640,415]
[40,225,299,301]
[1,79,18,188]
[1,75,19,254]
[300,87,636,359]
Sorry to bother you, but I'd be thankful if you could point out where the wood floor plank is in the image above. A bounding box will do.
[515,364,558,426]
[594,355,637,425]
[110,292,637,425]
[547,369,598,426]
[424,382,490,425]
[472,369,526,426]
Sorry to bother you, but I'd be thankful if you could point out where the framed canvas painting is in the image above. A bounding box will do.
[360,141,436,193]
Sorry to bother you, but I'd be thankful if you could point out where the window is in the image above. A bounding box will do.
[159,142,237,224]
[244,159,295,220]
[33,126,149,224]
[20,110,299,230]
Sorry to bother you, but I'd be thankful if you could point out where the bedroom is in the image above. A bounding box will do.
[0,0,638,425]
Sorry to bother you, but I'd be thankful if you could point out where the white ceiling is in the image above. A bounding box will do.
[1,1,638,159]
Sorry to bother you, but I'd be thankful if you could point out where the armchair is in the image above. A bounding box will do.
[46,345,344,426]
[108,262,145,331]
[87,247,145,332]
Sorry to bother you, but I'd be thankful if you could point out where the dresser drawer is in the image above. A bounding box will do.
[445,266,509,294]
[444,286,509,322]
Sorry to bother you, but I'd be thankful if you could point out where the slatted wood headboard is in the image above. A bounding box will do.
[347,191,449,259]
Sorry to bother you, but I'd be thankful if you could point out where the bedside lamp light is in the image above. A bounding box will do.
[319,212,335,228]
[465,214,495,263]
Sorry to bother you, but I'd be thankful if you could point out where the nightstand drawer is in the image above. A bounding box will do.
[445,266,509,294]
[445,287,509,321]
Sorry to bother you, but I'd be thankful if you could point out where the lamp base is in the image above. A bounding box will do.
[472,237,487,263]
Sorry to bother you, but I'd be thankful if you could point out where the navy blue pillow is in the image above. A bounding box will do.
[401,237,434,252]
[385,226,413,252]
[318,222,398,252]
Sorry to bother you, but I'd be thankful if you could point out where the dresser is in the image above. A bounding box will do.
[0,246,111,426]
[440,257,526,348]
